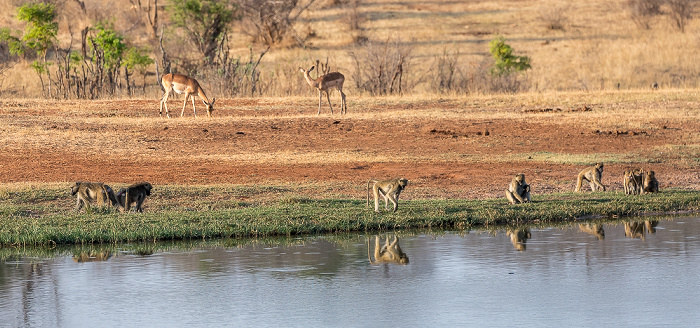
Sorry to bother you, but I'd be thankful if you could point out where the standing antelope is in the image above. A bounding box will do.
[159,73,215,118]
[299,66,347,115]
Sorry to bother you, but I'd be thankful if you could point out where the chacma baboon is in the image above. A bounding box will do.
[160,73,215,118]
[366,178,408,213]
[507,228,531,251]
[299,66,347,115]
[368,235,409,265]
[505,173,531,204]
[642,170,659,194]
[70,182,119,212]
[623,170,640,195]
[575,162,606,192]
[116,182,153,213]
[578,223,605,240]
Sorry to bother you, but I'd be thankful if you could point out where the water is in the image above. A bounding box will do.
[1,216,699,327]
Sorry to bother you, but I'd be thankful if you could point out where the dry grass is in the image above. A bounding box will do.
[3,0,700,96]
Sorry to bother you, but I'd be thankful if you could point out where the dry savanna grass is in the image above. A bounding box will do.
[2,0,700,96]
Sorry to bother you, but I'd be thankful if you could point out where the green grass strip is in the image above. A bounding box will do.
[0,189,698,246]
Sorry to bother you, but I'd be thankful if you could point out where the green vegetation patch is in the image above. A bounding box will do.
[0,185,697,246]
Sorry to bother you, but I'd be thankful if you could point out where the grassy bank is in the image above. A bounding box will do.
[0,184,698,246]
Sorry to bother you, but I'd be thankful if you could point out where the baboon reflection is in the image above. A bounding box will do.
[368,235,409,265]
[579,223,605,240]
[72,250,112,263]
[623,220,659,240]
[507,228,531,251]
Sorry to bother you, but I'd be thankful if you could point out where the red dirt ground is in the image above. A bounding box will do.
[0,98,698,200]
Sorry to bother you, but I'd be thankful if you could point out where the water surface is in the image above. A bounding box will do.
[1,216,699,327]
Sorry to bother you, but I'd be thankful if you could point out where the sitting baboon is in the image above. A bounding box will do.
[575,162,606,192]
[578,223,605,240]
[116,182,153,213]
[70,182,119,212]
[368,235,409,265]
[642,170,659,194]
[505,173,531,204]
[367,178,408,213]
[507,228,531,251]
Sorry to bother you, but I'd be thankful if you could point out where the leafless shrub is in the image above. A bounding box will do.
[238,0,316,46]
[350,38,413,95]
[627,0,662,29]
[538,5,569,30]
[667,0,696,32]
[428,51,530,94]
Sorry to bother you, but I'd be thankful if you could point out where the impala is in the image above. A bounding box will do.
[299,66,347,115]
[159,73,215,118]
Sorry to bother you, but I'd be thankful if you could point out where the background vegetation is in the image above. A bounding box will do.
[2,0,700,98]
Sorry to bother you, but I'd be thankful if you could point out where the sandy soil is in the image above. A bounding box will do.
[0,97,698,200]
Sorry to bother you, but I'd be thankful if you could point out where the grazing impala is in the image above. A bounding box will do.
[299,66,347,115]
[159,73,215,118]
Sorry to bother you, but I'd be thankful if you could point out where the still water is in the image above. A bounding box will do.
[1,216,699,327]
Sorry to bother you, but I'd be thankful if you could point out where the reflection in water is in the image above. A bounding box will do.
[72,250,112,263]
[623,220,659,240]
[507,228,530,251]
[578,223,605,240]
[368,235,409,264]
[1,216,699,327]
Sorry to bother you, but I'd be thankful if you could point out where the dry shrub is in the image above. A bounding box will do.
[667,0,696,32]
[350,37,413,95]
[538,4,569,30]
[428,50,529,94]
[238,0,316,47]
[627,0,662,29]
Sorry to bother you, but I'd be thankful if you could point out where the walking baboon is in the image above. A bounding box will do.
[366,178,408,212]
[575,163,606,192]
[642,170,659,193]
[505,173,531,204]
[116,182,153,213]
[368,235,409,264]
[70,182,119,212]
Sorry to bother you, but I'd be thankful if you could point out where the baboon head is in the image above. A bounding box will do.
[596,162,604,172]
[398,178,408,189]
[515,173,525,183]
[647,170,655,179]
[144,183,153,196]
[70,182,80,196]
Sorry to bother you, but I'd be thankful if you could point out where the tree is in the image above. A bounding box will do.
[123,47,155,94]
[667,0,695,33]
[90,21,127,89]
[489,36,531,77]
[167,0,239,65]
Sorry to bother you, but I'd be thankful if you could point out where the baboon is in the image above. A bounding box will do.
[366,178,408,213]
[578,223,605,240]
[623,170,640,195]
[505,173,531,204]
[116,182,153,213]
[299,66,347,115]
[507,228,531,251]
[70,182,119,212]
[160,73,215,118]
[368,235,409,265]
[575,163,606,192]
[642,170,659,194]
